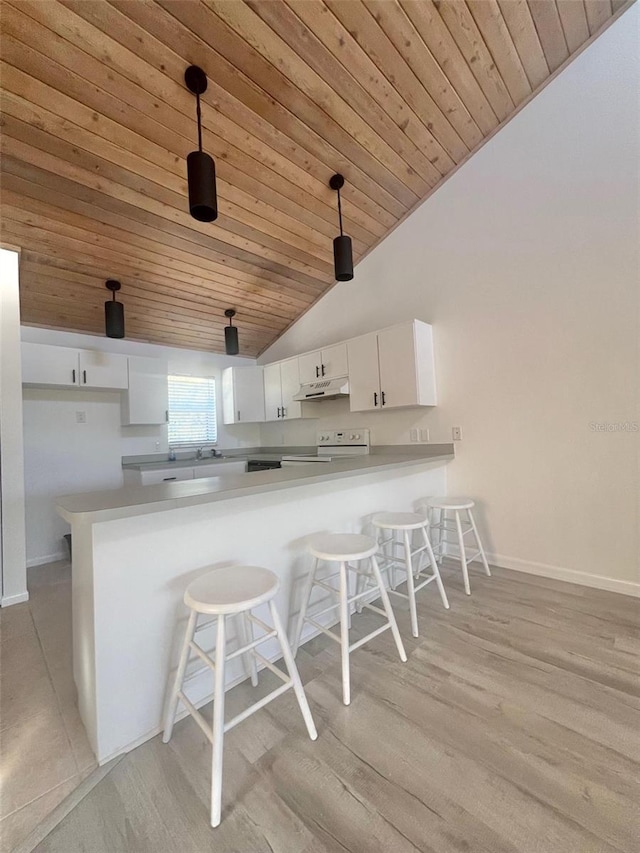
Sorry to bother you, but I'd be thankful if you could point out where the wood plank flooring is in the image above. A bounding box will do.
[20,561,640,852]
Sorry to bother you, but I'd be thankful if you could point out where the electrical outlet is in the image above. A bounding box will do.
[410,428,418,442]
[75,411,86,424]
[420,428,430,442]
[452,426,462,441]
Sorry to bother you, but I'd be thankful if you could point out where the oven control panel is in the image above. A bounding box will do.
[317,429,370,448]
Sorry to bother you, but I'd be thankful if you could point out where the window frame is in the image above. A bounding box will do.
[167,373,218,448]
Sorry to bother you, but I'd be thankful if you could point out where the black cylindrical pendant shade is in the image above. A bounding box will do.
[225,324,239,355]
[333,234,354,282]
[187,150,218,222]
[105,299,125,339]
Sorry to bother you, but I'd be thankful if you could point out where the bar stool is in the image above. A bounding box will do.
[427,498,491,595]
[293,534,406,706]
[371,512,449,638]
[163,565,317,827]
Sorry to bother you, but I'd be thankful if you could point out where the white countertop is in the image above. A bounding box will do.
[57,446,454,524]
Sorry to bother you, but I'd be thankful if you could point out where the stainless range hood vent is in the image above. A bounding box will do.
[292,377,349,401]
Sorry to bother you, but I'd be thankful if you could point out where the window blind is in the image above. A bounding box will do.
[168,375,217,446]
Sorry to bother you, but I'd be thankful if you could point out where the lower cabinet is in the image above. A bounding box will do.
[123,460,248,486]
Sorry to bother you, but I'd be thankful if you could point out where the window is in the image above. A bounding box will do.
[168,375,217,446]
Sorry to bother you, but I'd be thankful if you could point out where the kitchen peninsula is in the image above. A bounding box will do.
[56,444,453,764]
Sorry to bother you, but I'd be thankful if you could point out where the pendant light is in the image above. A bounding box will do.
[105,280,125,339]
[329,173,354,281]
[185,65,218,223]
[224,309,239,355]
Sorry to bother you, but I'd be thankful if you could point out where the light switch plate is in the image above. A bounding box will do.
[420,428,430,442]
[76,411,87,424]
[410,429,418,442]
[452,426,462,441]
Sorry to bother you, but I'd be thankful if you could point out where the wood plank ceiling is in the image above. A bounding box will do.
[1,0,629,356]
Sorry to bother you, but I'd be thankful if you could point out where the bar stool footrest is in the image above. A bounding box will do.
[349,623,390,652]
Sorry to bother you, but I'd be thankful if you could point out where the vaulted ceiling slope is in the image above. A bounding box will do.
[1,0,629,356]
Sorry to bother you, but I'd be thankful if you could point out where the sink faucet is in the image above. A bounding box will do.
[196,447,204,460]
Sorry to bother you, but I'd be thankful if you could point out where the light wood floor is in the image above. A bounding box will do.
[0,562,97,853]
[9,561,640,853]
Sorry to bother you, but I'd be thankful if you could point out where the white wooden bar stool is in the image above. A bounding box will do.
[163,565,317,827]
[370,512,449,638]
[293,533,407,706]
[427,498,491,595]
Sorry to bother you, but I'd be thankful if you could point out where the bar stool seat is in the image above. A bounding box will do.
[295,533,406,705]
[371,511,449,637]
[163,565,317,827]
[184,565,277,614]
[309,533,377,562]
[371,511,428,530]
[427,497,491,595]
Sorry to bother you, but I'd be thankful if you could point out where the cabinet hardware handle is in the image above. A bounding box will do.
[72,369,76,384]
[282,407,286,418]
[163,477,177,481]
[83,370,87,384]
[381,391,386,406]
[165,410,169,423]
[237,410,241,421]
[374,391,378,407]
[277,406,281,418]
[321,363,326,376]
[315,365,319,378]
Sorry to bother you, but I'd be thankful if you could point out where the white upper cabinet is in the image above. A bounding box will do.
[298,343,348,384]
[22,343,80,387]
[121,356,168,425]
[347,320,436,412]
[222,366,265,424]
[346,333,380,412]
[263,359,302,421]
[280,359,302,420]
[78,350,128,390]
[22,343,127,391]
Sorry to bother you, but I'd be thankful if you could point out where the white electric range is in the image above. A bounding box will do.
[281,429,370,466]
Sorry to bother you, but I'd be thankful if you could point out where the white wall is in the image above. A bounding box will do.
[260,9,640,594]
[0,249,28,605]
[21,327,261,566]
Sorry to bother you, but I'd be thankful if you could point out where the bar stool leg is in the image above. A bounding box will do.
[403,530,419,638]
[268,600,318,741]
[236,612,258,687]
[211,615,227,828]
[369,555,407,662]
[292,558,319,656]
[339,561,351,705]
[468,509,491,576]
[163,609,198,743]
[455,511,471,595]
[421,526,450,609]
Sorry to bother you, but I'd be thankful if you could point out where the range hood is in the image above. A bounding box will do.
[293,377,349,401]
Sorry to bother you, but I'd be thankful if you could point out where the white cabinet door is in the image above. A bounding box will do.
[78,351,128,390]
[321,343,348,379]
[263,362,283,421]
[377,323,418,409]
[280,358,302,419]
[21,343,79,387]
[222,367,265,424]
[196,460,247,478]
[139,467,194,485]
[347,333,381,412]
[122,357,168,425]
[298,350,321,384]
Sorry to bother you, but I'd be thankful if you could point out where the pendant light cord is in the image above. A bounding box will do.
[337,187,344,237]
[196,92,203,153]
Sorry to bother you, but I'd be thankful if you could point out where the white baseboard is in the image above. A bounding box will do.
[1,590,30,607]
[27,551,67,569]
[444,544,639,597]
